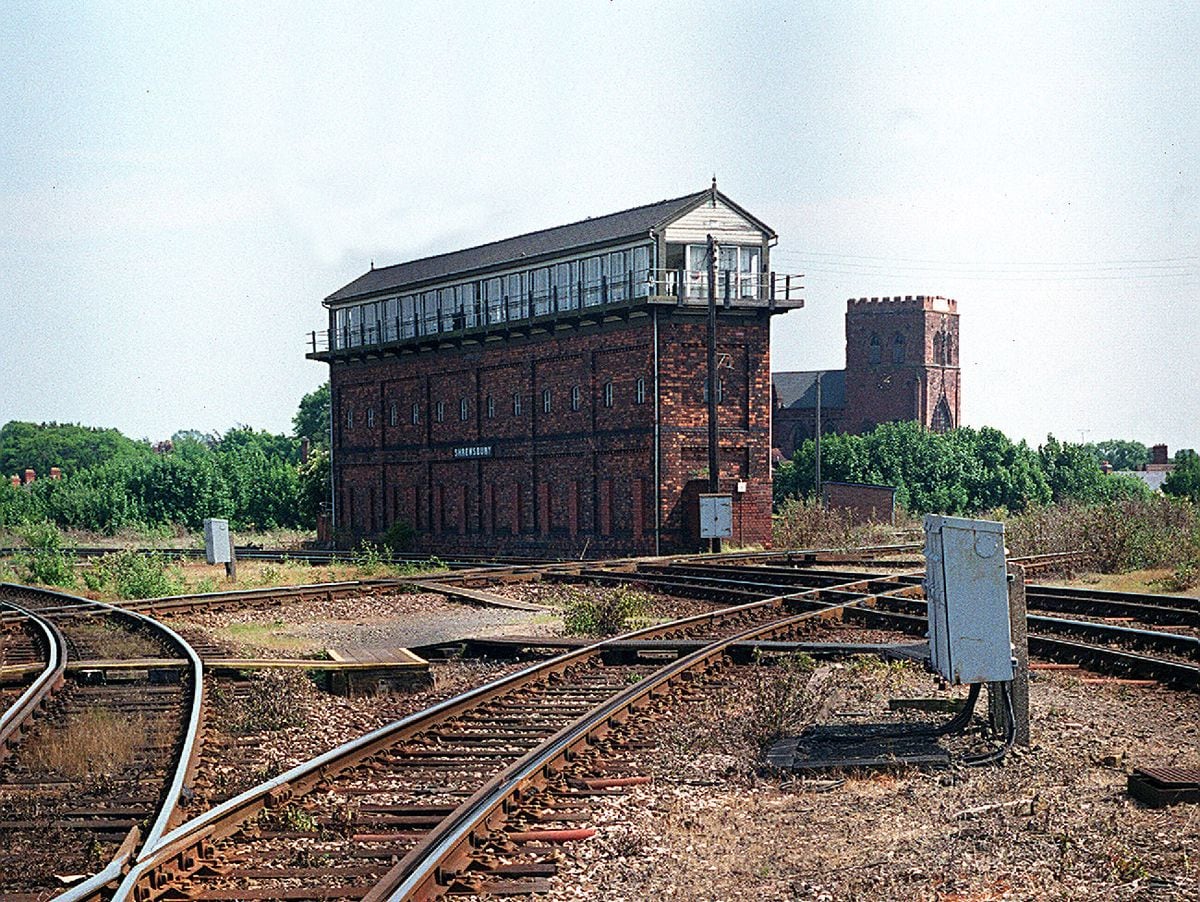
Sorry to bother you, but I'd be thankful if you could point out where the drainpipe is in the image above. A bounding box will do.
[653,307,661,556]
[328,381,336,536]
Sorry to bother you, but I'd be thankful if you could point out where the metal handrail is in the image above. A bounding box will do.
[309,266,805,355]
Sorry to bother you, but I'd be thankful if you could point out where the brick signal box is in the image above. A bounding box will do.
[308,185,804,556]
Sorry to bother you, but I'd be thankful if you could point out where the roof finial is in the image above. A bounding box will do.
[370,259,375,270]
[711,174,717,206]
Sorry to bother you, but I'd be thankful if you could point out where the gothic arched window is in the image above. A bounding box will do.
[933,332,945,366]
[892,332,906,364]
[932,396,953,433]
[868,333,881,364]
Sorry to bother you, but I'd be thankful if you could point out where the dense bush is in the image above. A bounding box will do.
[561,585,654,636]
[12,521,77,587]
[1003,496,1199,572]
[772,496,900,550]
[778,422,1157,515]
[1,420,317,534]
[81,549,186,599]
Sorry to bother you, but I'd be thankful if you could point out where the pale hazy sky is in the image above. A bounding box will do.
[2,2,1196,451]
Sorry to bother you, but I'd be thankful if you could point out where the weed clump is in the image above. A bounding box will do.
[224,670,314,733]
[14,521,77,588]
[738,652,820,756]
[82,548,185,599]
[561,585,653,636]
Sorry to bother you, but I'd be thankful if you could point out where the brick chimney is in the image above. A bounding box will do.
[49,467,62,480]
[1151,444,1169,466]
[9,475,19,489]
[1100,460,1113,475]
[23,469,35,485]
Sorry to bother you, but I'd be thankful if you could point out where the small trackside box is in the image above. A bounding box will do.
[203,518,231,565]
[924,515,1013,684]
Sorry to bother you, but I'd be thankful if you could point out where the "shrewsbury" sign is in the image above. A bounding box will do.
[453,445,494,459]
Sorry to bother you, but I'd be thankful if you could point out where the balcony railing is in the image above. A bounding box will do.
[307,267,803,357]
[650,268,804,307]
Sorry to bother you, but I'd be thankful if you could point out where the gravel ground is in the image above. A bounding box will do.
[166,582,1200,899]
[189,658,530,812]
[537,661,1200,901]
[166,589,556,658]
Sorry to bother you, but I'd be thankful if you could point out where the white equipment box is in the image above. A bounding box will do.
[924,515,1013,684]
[698,494,733,539]
[203,518,231,565]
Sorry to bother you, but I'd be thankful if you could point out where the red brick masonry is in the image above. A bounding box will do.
[330,305,777,556]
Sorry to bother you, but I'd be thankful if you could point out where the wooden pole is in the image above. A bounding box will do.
[706,234,720,553]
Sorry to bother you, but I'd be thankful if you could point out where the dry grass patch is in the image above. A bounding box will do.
[1041,568,1200,597]
[68,618,154,659]
[26,707,147,780]
[216,620,322,656]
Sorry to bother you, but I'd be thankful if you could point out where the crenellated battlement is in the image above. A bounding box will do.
[847,295,957,313]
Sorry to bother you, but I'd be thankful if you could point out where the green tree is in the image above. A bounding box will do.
[1083,439,1150,472]
[298,447,330,526]
[1163,449,1200,502]
[293,382,331,451]
[0,421,151,479]
[1038,435,1109,504]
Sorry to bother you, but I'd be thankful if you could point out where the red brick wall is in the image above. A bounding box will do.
[843,295,960,433]
[822,482,896,524]
[328,306,776,556]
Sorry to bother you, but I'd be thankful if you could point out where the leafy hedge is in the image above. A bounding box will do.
[1,424,319,533]
[776,422,1155,515]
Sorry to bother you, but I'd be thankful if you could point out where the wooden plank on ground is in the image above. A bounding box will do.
[406,580,548,612]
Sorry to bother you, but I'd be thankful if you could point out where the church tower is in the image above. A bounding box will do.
[842,295,960,433]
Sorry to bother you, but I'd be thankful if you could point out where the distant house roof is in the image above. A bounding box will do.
[1115,469,1170,492]
[326,188,776,304]
[772,370,846,409]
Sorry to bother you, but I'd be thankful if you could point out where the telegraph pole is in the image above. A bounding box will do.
[814,371,822,502]
[706,233,720,552]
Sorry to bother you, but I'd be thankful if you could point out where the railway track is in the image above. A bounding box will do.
[0,584,204,901]
[0,602,65,763]
[112,572,921,900]
[542,560,1199,686]
[1,552,1190,899]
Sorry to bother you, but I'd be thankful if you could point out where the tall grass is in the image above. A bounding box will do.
[1003,496,1199,573]
[772,497,904,550]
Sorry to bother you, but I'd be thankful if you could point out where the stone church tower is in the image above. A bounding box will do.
[842,295,960,433]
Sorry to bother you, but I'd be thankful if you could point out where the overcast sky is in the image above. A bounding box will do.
[2,2,1196,452]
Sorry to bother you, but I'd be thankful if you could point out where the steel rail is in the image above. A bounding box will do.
[110,573,907,901]
[1,584,205,899]
[371,580,926,899]
[842,592,1200,690]
[0,598,67,760]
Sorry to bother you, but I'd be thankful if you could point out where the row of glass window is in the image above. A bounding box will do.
[334,245,654,350]
[331,243,767,351]
[343,378,649,430]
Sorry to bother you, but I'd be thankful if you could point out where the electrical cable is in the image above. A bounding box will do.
[962,681,1016,767]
